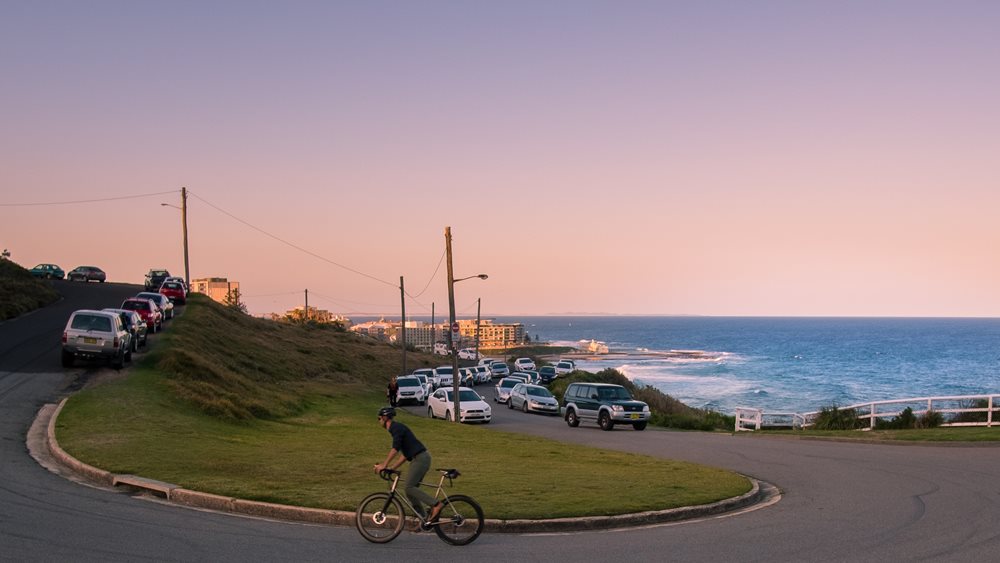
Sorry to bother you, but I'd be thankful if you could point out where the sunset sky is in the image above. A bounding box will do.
[3,1,999,318]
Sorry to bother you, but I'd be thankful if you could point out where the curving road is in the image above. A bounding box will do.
[3,284,1000,561]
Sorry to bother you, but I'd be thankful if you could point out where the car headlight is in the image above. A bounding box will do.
[611,404,623,412]
[643,405,650,412]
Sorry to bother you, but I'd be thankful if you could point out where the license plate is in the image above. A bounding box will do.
[84,337,98,344]
[629,413,640,420]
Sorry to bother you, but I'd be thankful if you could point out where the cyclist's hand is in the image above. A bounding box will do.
[373,463,384,474]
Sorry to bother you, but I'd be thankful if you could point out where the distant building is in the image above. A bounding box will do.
[191,277,239,304]
[457,319,525,349]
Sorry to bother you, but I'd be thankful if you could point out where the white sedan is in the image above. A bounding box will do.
[427,386,492,424]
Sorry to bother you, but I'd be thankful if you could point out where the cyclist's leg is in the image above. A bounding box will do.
[404,451,438,518]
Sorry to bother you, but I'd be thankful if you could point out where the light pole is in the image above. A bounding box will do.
[160,187,190,289]
[445,226,487,422]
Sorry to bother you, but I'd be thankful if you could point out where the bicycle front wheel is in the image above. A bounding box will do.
[434,494,484,546]
[356,492,405,543]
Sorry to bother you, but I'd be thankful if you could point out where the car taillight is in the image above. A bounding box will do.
[113,336,120,349]
[62,331,67,343]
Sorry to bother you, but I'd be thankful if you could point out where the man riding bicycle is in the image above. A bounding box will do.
[373,407,443,523]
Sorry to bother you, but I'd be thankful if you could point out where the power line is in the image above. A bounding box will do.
[406,250,445,300]
[0,189,178,207]
[189,191,399,289]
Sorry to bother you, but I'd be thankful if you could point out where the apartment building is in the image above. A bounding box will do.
[190,277,240,304]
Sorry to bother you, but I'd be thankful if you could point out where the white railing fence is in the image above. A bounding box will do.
[735,394,1000,432]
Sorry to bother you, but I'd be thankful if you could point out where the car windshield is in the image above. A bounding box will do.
[526,387,552,398]
[500,379,518,389]
[598,387,633,400]
[397,379,419,387]
[493,363,508,369]
[437,368,452,375]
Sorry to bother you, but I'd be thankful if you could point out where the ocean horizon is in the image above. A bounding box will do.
[357,315,1000,415]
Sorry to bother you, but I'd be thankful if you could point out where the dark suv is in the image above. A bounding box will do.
[561,382,650,431]
[144,269,171,291]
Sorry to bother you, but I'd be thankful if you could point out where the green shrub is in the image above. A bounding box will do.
[917,409,944,428]
[813,405,863,430]
[951,399,989,423]
[0,260,59,321]
[876,407,917,430]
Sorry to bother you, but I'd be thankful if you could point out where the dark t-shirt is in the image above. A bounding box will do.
[387,421,426,461]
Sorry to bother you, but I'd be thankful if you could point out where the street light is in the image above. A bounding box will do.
[160,187,190,289]
[445,226,487,423]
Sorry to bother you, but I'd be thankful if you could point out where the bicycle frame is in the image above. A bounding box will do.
[381,471,452,524]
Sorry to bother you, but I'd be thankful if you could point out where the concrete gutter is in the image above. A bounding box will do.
[40,398,776,533]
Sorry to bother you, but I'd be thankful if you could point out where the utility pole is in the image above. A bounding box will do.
[445,227,460,422]
[400,276,407,375]
[304,289,309,321]
[181,187,190,289]
[475,298,481,362]
[431,302,435,352]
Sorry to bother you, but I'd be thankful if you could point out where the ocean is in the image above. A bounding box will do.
[492,316,1000,415]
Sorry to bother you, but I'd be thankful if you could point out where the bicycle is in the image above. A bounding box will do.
[355,468,484,545]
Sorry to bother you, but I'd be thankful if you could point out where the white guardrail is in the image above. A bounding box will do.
[735,394,1000,432]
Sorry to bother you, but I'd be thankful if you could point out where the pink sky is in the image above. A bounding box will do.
[3,1,999,317]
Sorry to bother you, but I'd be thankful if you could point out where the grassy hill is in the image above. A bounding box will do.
[56,295,751,517]
[0,259,60,321]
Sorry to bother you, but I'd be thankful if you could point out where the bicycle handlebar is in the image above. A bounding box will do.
[378,468,400,481]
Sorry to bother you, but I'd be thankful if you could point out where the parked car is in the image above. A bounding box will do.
[144,269,171,291]
[458,348,480,361]
[513,357,536,372]
[561,382,651,431]
[478,358,497,367]
[434,366,455,387]
[507,372,531,385]
[121,297,162,333]
[103,308,148,350]
[493,377,520,404]
[411,373,434,398]
[489,362,510,379]
[30,263,64,279]
[159,280,187,305]
[412,368,438,388]
[394,375,427,405]
[520,370,541,385]
[163,276,187,289]
[509,383,560,415]
[473,365,491,384]
[554,360,576,375]
[538,366,558,384]
[433,342,451,355]
[67,266,106,282]
[136,291,174,320]
[61,309,131,368]
[427,386,492,423]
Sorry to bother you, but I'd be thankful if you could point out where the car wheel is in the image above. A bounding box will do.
[598,411,614,431]
[112,349,125,369]
[427,407,435,419]
[125,346,133,362]
[445,410,452,422]
[633,421,647,431]
[507,399,513,409]
[522,402,528,413]
[566,408,579,427]
[61,351,74,368]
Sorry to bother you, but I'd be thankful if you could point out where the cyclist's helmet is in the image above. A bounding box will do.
[378,407,396,418]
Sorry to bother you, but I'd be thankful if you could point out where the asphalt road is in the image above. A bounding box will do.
[3,283,1000,561]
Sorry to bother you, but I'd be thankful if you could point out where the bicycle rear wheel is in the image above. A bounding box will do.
[355,492,405,543]
[433,494,484,546]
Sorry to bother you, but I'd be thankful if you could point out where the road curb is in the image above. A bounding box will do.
[41,399,773,533]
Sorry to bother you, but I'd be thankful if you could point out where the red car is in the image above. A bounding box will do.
[158,280,187,305]
[121,298,163,333]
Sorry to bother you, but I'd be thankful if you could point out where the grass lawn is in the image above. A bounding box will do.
[57,369,751,519]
